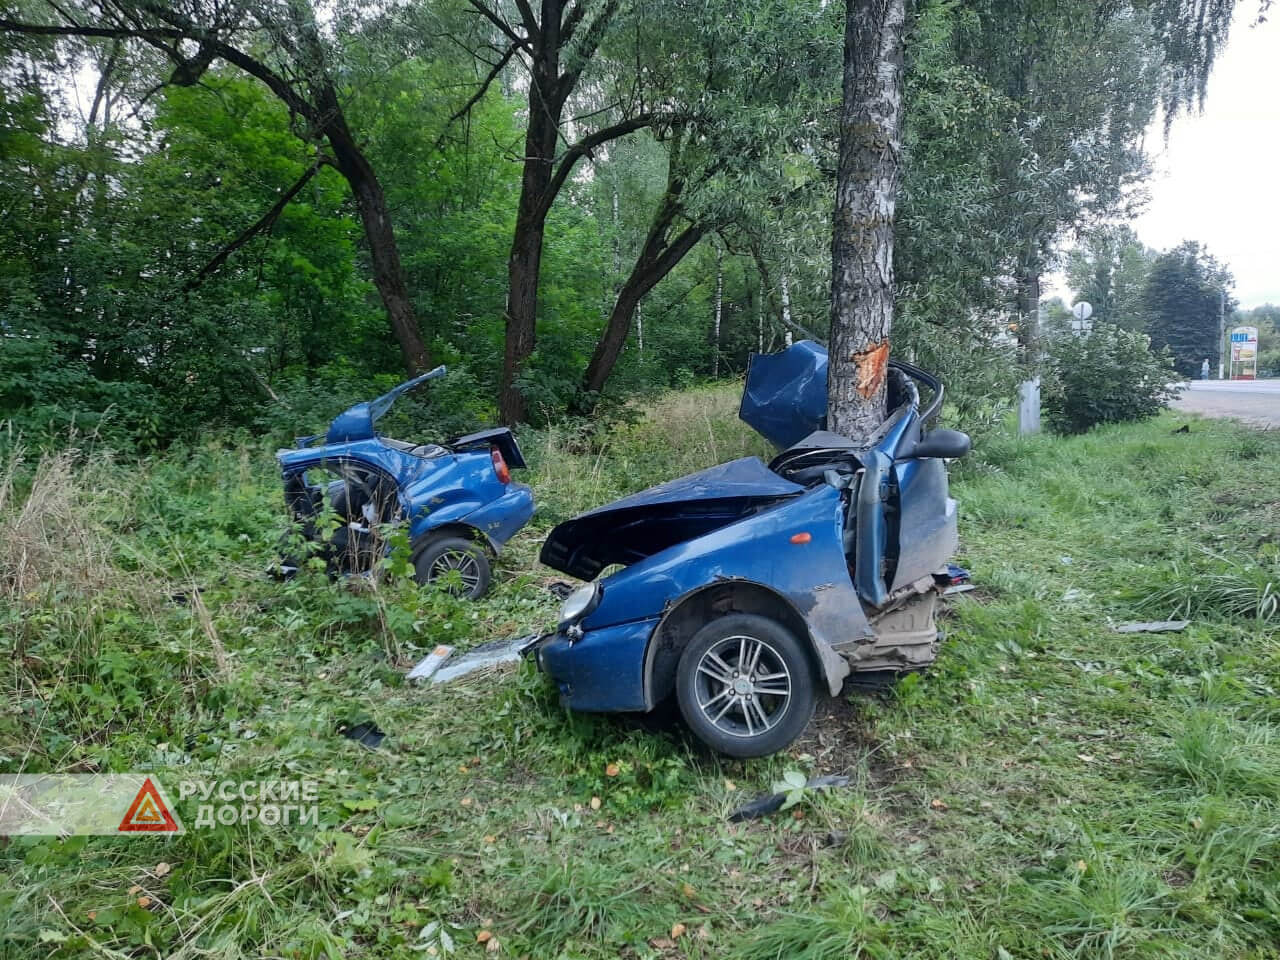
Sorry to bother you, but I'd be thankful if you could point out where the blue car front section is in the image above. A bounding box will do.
[535,482,876,713]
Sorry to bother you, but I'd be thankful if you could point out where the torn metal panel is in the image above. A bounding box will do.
[409,635,542,685]
[1112,620,1191,633]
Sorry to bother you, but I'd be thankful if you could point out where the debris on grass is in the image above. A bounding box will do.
[1112,620,1190,633]
[727,774,850,822]
[405,644,455,680]
[408,635,541,684]
[339,721,385,750]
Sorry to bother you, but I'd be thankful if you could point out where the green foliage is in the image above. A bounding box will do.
[1,0,1229,442]
[1042,324,1182,434]
[1143,242,1234,377]
[1065,226,1155,331]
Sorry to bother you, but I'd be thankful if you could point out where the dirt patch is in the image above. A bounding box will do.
[794,695,885,778]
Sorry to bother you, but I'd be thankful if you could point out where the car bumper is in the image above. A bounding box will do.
[532,617,659,713]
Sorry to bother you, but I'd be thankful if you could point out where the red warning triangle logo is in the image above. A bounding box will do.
[118,777,181,833]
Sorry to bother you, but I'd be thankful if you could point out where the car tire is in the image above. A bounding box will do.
[412,535,492,599]
[675,613,816,759]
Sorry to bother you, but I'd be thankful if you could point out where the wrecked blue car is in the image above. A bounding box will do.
[277,367,533,598]
[530,342,970,758]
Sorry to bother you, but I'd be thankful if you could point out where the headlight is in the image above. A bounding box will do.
[559,582,601,626]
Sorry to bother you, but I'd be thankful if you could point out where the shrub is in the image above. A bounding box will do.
[1042,324,1181,434]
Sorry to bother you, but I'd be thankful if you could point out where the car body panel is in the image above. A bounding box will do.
[739,340,829,448]
[539,457,804,580]
[890,456,959,593]
[325,366,447,444]
[540,483,871,710]
[538,618,658,711]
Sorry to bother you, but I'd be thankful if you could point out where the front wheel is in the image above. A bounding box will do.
[675,613,816,759]
[412,535,492,599]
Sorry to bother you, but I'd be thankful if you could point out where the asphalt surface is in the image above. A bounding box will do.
[1171,379,1280,428]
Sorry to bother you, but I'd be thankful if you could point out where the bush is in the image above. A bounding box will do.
[1042,324,1181,434]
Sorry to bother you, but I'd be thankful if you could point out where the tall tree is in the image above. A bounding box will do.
[1143,241,1234,376]
[462,0,652,423]
[1065,226,1154,331]
[578,125,707,404]
[827,0,906,437]
[1,1,433,375]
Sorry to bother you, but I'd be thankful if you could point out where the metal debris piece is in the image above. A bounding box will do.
[943,583,976,596]
[341,721,385,749]
[409,635,541,685]
[1112,620,1190,634]
[727,775,851,822]
[406,645,455,681]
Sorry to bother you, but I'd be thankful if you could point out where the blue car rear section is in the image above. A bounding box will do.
[276,368,533,597]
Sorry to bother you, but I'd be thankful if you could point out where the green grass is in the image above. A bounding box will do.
[2,389,1278,958]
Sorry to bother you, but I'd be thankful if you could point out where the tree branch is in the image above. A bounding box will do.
[511,0,541,42]
[183,161,322,292]
[433,42,517,153]
[557,0,618,102]
[0,17,319,123]
[561,0,590,44]
[539,113,655,217]
[465,0,532,53]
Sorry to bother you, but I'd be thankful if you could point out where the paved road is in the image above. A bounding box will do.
[1172,379,1280,428]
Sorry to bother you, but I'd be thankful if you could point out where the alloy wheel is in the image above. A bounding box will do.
[428,549,482,595]
[692,634,792,738]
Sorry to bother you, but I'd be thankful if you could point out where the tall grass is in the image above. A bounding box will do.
[0,445,121,602]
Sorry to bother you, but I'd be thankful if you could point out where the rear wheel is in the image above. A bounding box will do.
[675,613,816,758]
[412,535,492,599]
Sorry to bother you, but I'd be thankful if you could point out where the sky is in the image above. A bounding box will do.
[1049,9,1280,310]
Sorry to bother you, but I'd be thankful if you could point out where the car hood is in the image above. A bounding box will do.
[539,457,804,580]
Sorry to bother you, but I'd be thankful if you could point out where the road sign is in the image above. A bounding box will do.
[1070,301,1093,335]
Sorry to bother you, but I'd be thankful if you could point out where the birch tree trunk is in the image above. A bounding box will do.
[780,268,793,347]
[827,0,906,439]
[758,275,765,352]
[712,244,723,378]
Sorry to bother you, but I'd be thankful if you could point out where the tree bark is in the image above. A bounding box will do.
[487,0,650,423]
[321,94,431,376]
[827,0,906,440]
[499,51,560,423]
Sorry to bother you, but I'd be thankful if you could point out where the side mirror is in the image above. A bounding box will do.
[902,428,970,461]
